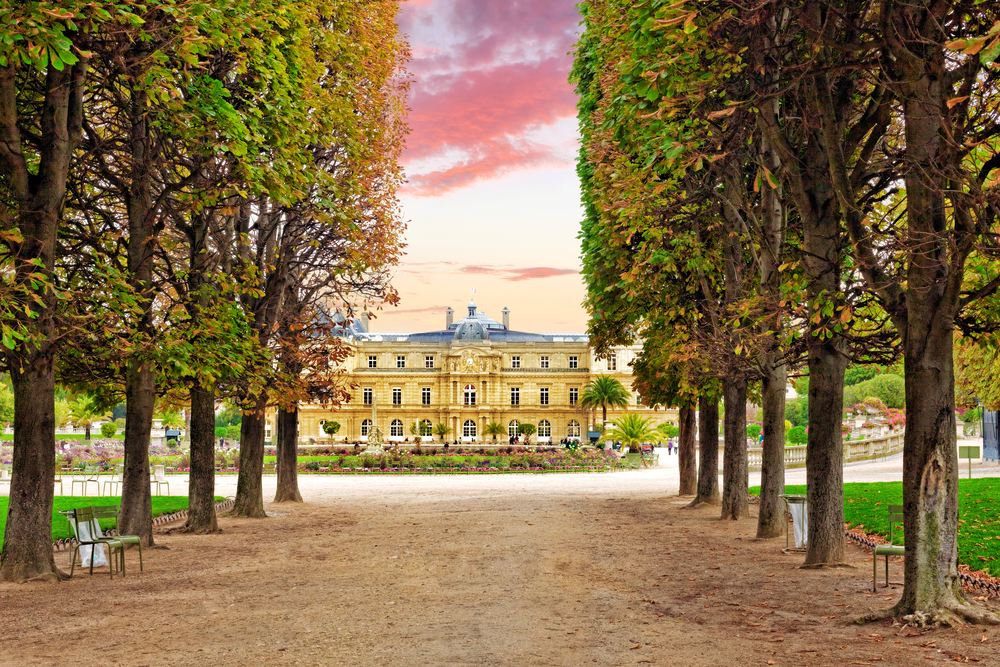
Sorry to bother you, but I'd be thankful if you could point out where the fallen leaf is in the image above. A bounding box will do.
[982,634,989,643]
[630,644,642,650]
[767,661,775,665]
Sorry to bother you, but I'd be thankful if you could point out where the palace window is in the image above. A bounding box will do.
[392,387,402,405]
[390,419,403,437]
[567,420,581,438]
[510,387,520,405]
[511,356,521,369]
[361,419,372,436]
[363,388,373,405]
[463,419,477,438]
[569,356,578,369]
[569,387,579,405]
[607,354,617,371]
[425,355,435,369]
[421,387,431,405]
[464,384,476,406]
[508,420,520,438]
[538,420,551,438]
[540,355,549,369]
[540,387,549,405]
[368,355,378,368]
[397,355,406,368]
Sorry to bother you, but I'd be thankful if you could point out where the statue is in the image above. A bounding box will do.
[367,395,384,453]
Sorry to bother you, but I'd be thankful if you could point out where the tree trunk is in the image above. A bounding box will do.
[757,361,786,538]
[886,2,984,620]
[677,405,697,495]
[84,424,91,441]
[119,83,158,545]
[721,378,749,520]
[274,406,302,503]
[233,394,268,517]
[803,337,847,565]
[184,382,218,533]
[118,361,155,546]
[0,357,61,582]
[690,395,720,506]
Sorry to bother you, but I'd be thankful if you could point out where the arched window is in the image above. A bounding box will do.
[463,419,477,438]
[464,384,476,406]
[567,420,581,438]
[538,420,551,437]
[420,419,433,436]
[508,419,520,438]
[390,419,403,437]
[361,419,372,436]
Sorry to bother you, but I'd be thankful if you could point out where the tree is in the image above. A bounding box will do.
[0,1,102,582]
[483,421,505,443]
[433,423,453,442]
[603,413,656,453]
[517,422,537,444]
[69,398,107,442]
[323,421,342,436]
[100,422,117,439]
[677,406,697,495]
[690,394,721,506]
[580,375,631,428]
[655,423,679,439]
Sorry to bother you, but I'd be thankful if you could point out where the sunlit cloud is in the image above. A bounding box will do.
[398,0,581,196]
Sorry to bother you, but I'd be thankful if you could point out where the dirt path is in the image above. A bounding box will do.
[1,468,997,666]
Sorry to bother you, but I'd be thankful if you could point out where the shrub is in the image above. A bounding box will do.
[100,422,117,439]
[787,426,807,444]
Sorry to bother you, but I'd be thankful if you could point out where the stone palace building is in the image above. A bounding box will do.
[288,298,678,444]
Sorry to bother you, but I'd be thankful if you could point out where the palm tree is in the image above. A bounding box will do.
[603,413,656,452]
[433,422,453,442]
[483,421,505,443]
[580,375,631,429]
[69,398,109,441]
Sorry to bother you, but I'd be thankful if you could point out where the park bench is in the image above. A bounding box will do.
[873,504,905,592]
[61,506,124,579]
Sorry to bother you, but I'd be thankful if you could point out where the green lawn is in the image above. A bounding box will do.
[0,495,224,546]
[750,479,1000,577]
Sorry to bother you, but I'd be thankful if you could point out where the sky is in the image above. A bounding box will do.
[373,0,588,335]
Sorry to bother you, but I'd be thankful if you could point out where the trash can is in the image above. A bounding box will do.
[780,494,808,550]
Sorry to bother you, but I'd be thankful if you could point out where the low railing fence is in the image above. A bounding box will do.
[741,431,905,472]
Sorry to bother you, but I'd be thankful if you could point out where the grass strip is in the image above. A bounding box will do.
[749,479,1000,577]
[0,495,224,547]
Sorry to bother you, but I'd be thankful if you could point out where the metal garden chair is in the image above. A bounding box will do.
[873,505,905,591]
[61,506,124,579]
[92,505,143,575]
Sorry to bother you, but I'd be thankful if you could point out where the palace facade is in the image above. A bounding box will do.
[288,299,677,444]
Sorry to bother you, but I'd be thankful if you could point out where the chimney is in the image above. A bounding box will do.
[359,312,369,333]
[502,307,510,330]
[445,307,454,328]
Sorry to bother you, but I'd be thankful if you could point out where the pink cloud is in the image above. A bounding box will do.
[397,0,580,195]
[456,264,579,281]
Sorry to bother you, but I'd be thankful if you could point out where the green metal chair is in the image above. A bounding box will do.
[71,465,101,496]
[150,464,169,495]
[873,504,905,591]
[92,505,143,575]
[61,507,124,579]
[102,464,124,496]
